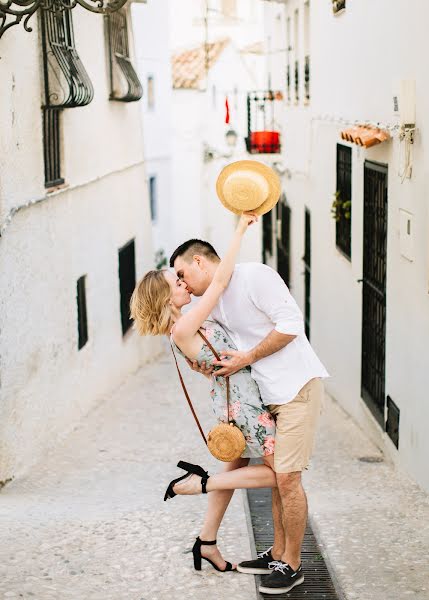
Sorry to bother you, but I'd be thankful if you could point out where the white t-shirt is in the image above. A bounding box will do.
[210,263,329,405]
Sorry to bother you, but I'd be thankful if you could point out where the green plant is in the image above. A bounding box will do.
[331,191,351,221]
[155,248,168,270]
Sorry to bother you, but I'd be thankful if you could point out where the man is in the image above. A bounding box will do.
[169,239,328,595]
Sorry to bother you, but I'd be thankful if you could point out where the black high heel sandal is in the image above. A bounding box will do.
[192,537,234,572]
[164,461,210,501]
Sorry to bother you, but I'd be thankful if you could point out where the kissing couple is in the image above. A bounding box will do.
[130,160,328,595]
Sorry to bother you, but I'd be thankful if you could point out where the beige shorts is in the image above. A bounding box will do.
[267,378,324,473]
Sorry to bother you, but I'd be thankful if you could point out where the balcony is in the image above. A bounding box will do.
[246,90,282,154]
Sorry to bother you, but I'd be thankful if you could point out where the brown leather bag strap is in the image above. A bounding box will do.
[170,339,207,445]
[197,330,231,424]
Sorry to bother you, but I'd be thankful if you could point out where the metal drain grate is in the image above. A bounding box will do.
[247,487,341,599]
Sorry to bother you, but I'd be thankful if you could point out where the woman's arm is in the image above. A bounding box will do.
[173,213,257,342]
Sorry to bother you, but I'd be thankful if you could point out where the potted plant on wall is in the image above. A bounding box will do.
[331,191,351,221]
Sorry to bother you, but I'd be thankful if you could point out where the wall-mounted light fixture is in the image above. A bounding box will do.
[203,128,239,162]
[398,79,416,181]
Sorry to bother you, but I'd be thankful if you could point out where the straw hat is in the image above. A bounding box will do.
[216,160,281,216]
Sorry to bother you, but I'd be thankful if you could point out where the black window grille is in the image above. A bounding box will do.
[294,59,299,102]
[277,197,291,287]
[77,275,88,350]
[246,91,281,154]
[361,161,388,426]
[43,107,64,188]
[303,208,311,339]
[40,1,94,109]
[386,396,400,449]
[106,9,143,102]
[149,176,157,222]
[335,144,352,259]
[118,239,136,335]
[304,55,310,102]
[40,0,94,187]
[262,211,273,264]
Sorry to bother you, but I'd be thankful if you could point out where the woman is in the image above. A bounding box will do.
[130,213,277,572]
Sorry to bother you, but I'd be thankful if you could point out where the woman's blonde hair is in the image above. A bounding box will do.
[130,269,172,336]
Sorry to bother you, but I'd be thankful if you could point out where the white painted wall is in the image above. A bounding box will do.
[169,0,265,50]
[264,0,429,492]
[170,42,263,263]
[0,5,157,481]
[132,0,174,260]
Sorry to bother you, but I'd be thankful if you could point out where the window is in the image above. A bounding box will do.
[262,211,273,264]
[304,1,310,103]
[286,17,291,103]
[149,176,157,222]
[40,0,94,187]
[386,396,400,449]
[293,9,299,103]
[43,108,64,188]
[303,208,311,340]
[335,144,352,259]
[77,276,88,350]
[106,9,143,102]
[118,240,136,335]
[147,75,155,109]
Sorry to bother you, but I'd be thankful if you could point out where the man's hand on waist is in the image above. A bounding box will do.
[211,349,252,377]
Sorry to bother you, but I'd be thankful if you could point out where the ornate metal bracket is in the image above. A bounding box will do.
[0,0,128,40]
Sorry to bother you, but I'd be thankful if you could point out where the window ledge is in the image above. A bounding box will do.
[335,245,352,263]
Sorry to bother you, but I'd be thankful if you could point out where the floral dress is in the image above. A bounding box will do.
[172,320,276,458]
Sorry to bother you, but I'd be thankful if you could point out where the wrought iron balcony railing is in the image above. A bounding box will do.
[246,90,282,154]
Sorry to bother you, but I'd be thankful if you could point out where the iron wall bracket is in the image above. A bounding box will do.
[0,0,128,40]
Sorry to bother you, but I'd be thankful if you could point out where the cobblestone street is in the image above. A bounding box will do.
[1,348,429,600]
[0,350,256,600]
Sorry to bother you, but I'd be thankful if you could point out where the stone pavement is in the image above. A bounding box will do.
[304,395,429,600]
[0,351,257,600]
[1,349,429,600]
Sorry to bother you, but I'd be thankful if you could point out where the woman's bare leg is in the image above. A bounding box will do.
[198,457,249,569]
[174,455,276,496]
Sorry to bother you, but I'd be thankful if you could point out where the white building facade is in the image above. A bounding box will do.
[0,1,156,483]
[263,0,429,492]
[168,0,269,263]
[132,0,174,268]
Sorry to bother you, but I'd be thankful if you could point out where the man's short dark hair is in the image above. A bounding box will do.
[169,239,220,267]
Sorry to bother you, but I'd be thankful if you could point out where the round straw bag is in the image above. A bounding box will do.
[207,421,246,462]
[170,330,246,462]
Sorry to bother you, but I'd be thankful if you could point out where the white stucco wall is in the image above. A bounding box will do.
[132,0,174,261]
[169,0,265,50]
[264,0,429,492]
[170,43,264,263]
[0,6,157,481]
